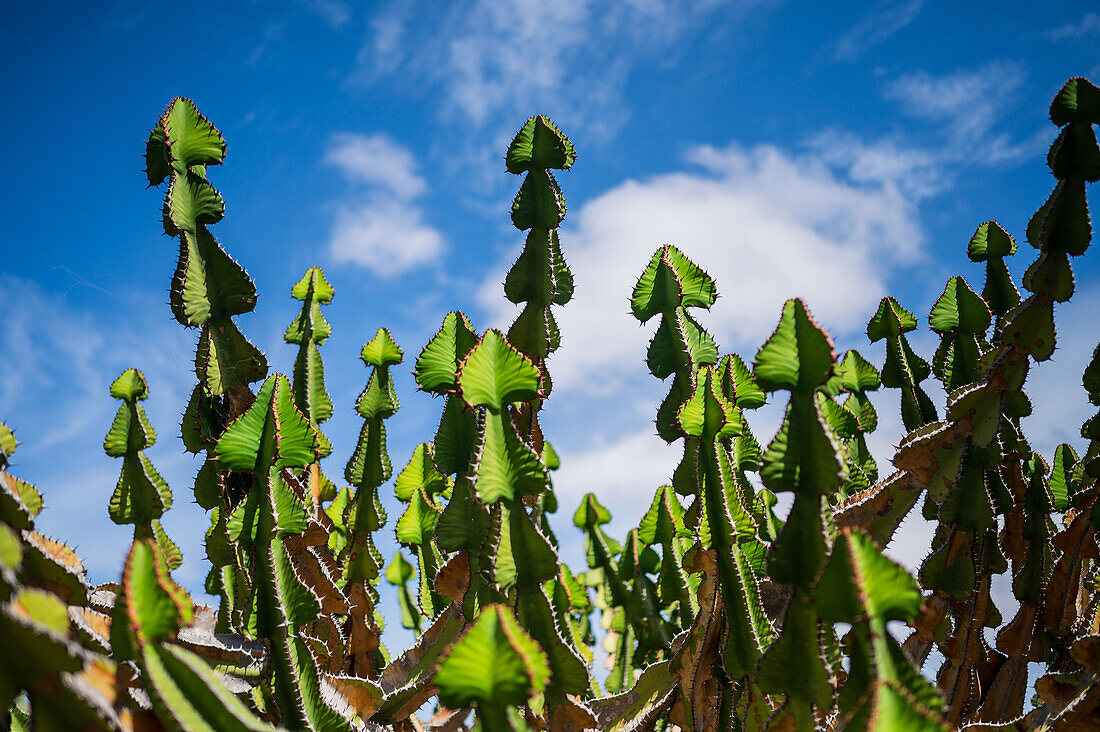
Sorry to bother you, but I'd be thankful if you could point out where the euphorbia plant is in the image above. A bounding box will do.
[3,77,1100,731]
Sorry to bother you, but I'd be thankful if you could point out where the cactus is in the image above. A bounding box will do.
[340,327,403,678]
[391,443,449,626]
[5,79,1100,730]
[435,604,550,730]
[285,267,338,509]
[104,369,181,568]
[1,423,121,730]
[215,373,361,729]
[503,116,576,451]
[868,296,938,432]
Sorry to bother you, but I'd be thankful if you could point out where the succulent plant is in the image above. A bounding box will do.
[5,78,1100,731]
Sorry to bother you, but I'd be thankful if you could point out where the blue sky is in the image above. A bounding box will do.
[2,1,1099,649]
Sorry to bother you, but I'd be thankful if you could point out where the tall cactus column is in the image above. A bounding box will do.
[147,98,269,632]
[502,116,575,450]
[971,75,1100,723]
[752,299,843,728]
[341,328,403,678]
[284,267,337,510]
[145,98,267,412]
[215,374,355,731]
[630,245,719,496]
[103,369,180,568]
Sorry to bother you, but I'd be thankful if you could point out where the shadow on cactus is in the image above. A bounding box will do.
[3,78,1100,730]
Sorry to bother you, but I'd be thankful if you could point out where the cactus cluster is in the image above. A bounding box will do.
[3,79,1100,730]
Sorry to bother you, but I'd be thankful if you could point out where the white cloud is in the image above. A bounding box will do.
[885,61,1024,136]
[833,0,925,62]
[884,60,1042,167]
[358,0,760,136]
[481,141,922,397]
[325,133,427,199]
[1045,12,1100,41]
[323,133,444,275]
[806,130,941,198]
[328,199,445,275]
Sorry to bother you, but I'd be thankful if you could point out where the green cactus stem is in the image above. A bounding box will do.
[215,374,356,730]
[284,267,337,509]
[502,116,576,450]
[340,327,403,678]
[103,369,180,568]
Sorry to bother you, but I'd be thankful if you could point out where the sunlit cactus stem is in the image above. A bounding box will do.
[867,296,937,432]
[215,373,357,730]
[284,266,337,510]
[340,327,403,677]
[391,443,449,624]
[103,368,180,569]
[631,244,719,498]
[502,115,576,450]
[827,349,882,500]
[147,97,272,642]
[967,221,1021,338]
[145,97,267,411]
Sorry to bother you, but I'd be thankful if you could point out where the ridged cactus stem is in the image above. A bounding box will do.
[341,327,403,678]
[215,374,355,730]
[148,98,270,638]
[502,116,576,450]
[392,443,449,625]
[103,369,180,568]
[284,267,337,511]
[412,311,487,613]
[145,97,267,408]
[630,244,719,500]
[450,329,590,711]
[867,296,937,433]
[884,76,1100,727]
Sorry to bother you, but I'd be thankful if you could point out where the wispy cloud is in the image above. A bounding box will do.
[324,133,427,198]
[880,60,1046,170]
[247,22,285,66]
[357,0,760,138]
[1,278,110,451]
[806,131,941,198]
[833,0,924,61]
[299,0,352,28]
[0,277,190,454]
[323,133,444,275]
[1045,12,1100,41]
[885,60,1024,142]
[802,60,1045,204]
